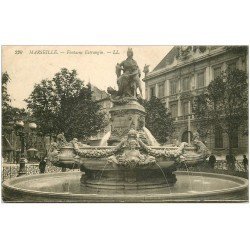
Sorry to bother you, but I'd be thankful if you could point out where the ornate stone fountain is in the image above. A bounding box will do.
[3,48,247,203]
[47,48,209,190]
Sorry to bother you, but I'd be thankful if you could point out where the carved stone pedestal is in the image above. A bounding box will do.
[108,100,146,146]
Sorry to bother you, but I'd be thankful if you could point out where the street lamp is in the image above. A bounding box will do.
[14,121,37,177]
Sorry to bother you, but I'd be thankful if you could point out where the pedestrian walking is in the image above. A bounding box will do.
[243,155,248,172]
[208,154,216,169]
[39,157,47,174]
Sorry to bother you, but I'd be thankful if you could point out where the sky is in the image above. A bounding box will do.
[2,46,172,108]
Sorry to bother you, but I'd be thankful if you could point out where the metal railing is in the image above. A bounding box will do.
[1,163,79,182]
[179,160,248,179]
[214,160,247,172]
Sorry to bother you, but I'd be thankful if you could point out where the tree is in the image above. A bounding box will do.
[141,96,175,144]
[56,86,106,140]
[2,72,11,110]
[26,68,106,141]
[2,72,11,126]
[25,79,59,137]
[193,69,248,156]
[2,72,28,126]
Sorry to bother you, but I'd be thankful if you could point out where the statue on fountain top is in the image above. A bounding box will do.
[108,48,143,104]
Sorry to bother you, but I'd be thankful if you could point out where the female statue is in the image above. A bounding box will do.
[116,48,143,98]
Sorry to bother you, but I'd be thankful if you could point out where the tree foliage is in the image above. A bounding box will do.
[25,79,58,136]
[226,46,248,54]
[2,72,28,126]
[2,72,11,109]
[193,69,248,153]
[141,97,175,144]
[25,68,106,140]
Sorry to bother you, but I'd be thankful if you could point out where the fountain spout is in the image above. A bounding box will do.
[142,127,160,146]
[99,131,111,146]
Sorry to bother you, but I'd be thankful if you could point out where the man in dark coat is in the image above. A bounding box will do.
[208,154,216,168]
[39,157,47,174]
[243,155,248,172]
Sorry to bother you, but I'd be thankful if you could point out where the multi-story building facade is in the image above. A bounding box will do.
[143,46,248,155]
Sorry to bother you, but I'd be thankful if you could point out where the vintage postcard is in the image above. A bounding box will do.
[1,45,248,202]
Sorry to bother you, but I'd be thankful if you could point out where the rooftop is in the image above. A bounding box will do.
[88,83,110,101]
[153,46,178,71]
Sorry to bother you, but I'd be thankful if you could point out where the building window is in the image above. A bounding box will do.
[213,66,221,79]
[150,86,155,99]
[197,71,205,88]
[170,79,177,95]
[182,76,190,92]
[182,101,189,116]
[214,127,223,148]
[158,82,165,98]
[231,131,238,148]
[227,61,237,71]
[190,100,194,113]
[170,102,178,118]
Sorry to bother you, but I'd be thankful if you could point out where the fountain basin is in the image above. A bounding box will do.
[48,128,211,192]
[2,171,248,202]
[80,159,177,190]
[78,155,178,190]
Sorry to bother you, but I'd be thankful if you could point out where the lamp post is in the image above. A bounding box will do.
[14,121,37,177]
[188,100,191,144]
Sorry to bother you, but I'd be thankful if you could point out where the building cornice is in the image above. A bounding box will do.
[143,47,238,81]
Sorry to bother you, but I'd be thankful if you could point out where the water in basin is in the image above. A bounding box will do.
[11,171,243,195]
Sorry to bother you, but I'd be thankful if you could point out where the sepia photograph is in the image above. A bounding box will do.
[1,1,250,250]
[1,45,248,203]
